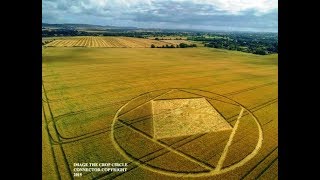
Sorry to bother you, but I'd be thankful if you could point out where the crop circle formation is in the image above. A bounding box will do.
[111,88,263,177]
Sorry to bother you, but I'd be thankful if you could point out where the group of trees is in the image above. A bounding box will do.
[103,31,190,38]
[151,44,175,48]
[154,37,183,40]
[102,32,145,38]
[42,27,278,55]
[42,29,92,37]
[42,41,53,45]
[42,27,195,38]
[198,33,278,55]
[151,43,197,48]
[204,39,277,55]
[179,43,197,48]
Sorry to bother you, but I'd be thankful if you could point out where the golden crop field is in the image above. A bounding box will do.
[42,44,278,179]
[160,39,193,45]
[43,36,174,48]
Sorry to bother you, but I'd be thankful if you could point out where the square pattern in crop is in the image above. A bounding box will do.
[152,98,232,139]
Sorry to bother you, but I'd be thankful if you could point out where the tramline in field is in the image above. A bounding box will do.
[44,36,175,48]
[42,46,278,179]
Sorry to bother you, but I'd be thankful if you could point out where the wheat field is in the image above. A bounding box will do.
[43,36,174,48]
[42,45,278,179]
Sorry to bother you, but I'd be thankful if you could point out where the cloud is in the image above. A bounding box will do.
[42,0,278,32]
[193,0,277,15]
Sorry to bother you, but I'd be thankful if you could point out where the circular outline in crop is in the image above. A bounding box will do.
[111,88,263,177]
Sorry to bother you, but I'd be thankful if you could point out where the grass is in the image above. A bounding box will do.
[42,45,277,179]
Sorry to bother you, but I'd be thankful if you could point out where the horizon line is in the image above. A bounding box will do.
[42,22,278,33]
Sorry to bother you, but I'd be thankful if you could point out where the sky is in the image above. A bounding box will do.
[42,0,278,32]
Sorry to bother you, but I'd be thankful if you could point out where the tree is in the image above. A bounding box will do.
[170,45,175,48]
[179,43,188,48]
[254,48,267,55]
[155,38,159,40]
[151,44,155,48]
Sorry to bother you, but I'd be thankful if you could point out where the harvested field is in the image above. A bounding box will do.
[44,36,176,48]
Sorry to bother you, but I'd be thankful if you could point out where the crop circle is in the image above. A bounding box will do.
[111,88,263,177]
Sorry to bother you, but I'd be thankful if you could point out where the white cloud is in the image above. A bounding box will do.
[172,0,277,14]
[43,0,278,32]
[44,0,277,16]
[83,0,152,9]
[70,0,277,14]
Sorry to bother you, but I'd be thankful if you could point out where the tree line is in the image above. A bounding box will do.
[151,43,197,48]
[42,28,278,55]
[42,29,93,37]
[189,33,278,55]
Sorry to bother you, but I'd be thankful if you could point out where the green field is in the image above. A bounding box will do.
[42,46,278,179]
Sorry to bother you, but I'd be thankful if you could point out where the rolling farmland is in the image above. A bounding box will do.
[43,36,174,48]
[42,45,278,179]
[159,39,193,45]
